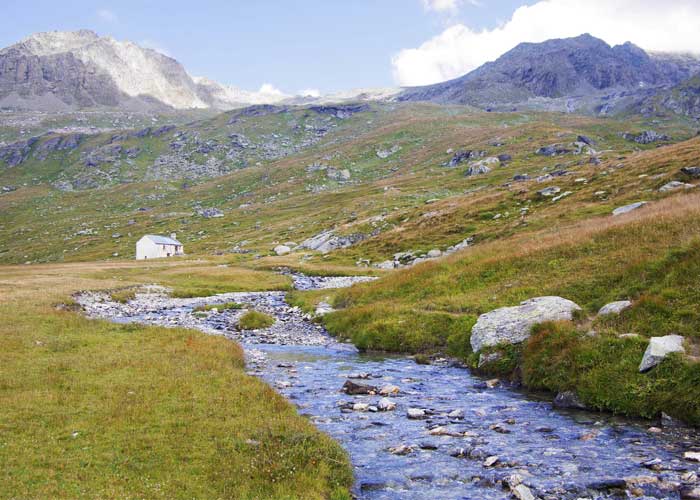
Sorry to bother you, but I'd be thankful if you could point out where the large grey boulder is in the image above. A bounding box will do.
[598,300,632,316]
[470,296,582,353]
[639,335,685,372]
[612,201,647,216]
[659,181,694,192]
[273,244,291,256]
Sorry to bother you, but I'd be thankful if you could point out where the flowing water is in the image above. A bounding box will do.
[76,275,700,500]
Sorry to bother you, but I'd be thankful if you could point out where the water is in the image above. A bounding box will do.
[76,276,700,499]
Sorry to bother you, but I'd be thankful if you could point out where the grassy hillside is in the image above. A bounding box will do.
[1,103,696,265]
[301,191,700,422]
[0,261,352,499]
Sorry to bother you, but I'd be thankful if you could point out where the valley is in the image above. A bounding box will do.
[2,25,700,500]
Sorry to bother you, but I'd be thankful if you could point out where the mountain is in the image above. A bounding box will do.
[397,34,700,114]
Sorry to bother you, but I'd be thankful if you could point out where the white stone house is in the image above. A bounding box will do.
[135,234,184,260]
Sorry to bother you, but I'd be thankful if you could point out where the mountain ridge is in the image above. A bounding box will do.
[397,34,700,116]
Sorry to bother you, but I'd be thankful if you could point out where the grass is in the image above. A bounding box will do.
[194,301,244,312]
[315,192,700,422]
[238,310,276,330]
[0,262,352,499]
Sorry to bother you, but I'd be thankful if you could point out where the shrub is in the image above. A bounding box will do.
[238,310,275,330]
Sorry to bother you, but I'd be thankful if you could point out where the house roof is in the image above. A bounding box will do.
[143,234,182,245]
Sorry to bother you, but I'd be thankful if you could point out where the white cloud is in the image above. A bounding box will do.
[395,0,700,86]
[421,0,480,13]
[258,83,285,97]
[97,8,118,23]
[300,88,321,98]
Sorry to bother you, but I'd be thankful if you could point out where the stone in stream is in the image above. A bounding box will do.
[353,403,370,412]
[483,455,499,467]
[553,391,587,410]
[388,444,413,455]
[448,409,464,419]
[511,484,536,500]
[407,408,426,419]
[379,384,400,396]
[598,300,632,316]
[684,451,700,462]
[639,335,685,372]
[341,379,378,395]
[470,296,581,352]
[377,398,396,411]
[681,486,700,500]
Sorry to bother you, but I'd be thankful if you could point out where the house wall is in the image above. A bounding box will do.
[136,238,184,260]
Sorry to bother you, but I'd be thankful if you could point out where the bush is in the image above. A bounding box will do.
[238,310,275,330]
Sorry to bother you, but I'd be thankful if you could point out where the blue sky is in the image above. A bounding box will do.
[2,0,530,93]
[4,0,699,94]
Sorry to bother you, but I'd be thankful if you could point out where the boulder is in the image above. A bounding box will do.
[612,201,647,216]
[512,484,536,500]
[659,181,694,192]
[598,300,632,316]
[537,186,561,198]
[342,380,378,395]
[378,398,396,411]
[623,130,669,144]
[536,145,571,156]
[639,335,685,372]
[498,154,512,163]
[427,249,442,258]
[470,296,581,353]
[681,166,700,178]
[553,391,587,410]
[273,245,291,256]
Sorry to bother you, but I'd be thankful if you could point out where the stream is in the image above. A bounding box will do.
[76,274,700,500]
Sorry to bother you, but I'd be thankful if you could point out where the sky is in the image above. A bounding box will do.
[3,0,700,96]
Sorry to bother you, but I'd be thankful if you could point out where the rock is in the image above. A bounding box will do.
[273,245,291,256]
[374,260,396,270]
[598,300,632,316]
[447,150,483,167]
[659,181,694,192]
[537,186,561,197]
[389,444,413,455]
[198,207,224,218]
[427,249,442,258]
[315,302,334,316]
[577,135,595,146]
[684,451,700,462]
[536,145,571,156]
[485,378,500,389]
[448,409,464,419]
[512,484,536,500]
[553,391,587,410]
[623,130,669,144]
[379,385,400,396]
[342,380,378,395]
[587,479,627,491]
[513,174,530,182]
[378,398,396,411]
[483,455,499,467]
[639,335,685,372]
[326,168,351,181]
[498,154,512,162]
[681,166,700,178]
[680,486,700,500]
[465,157,499,176]
[299,230,366,254]
[353,403,370,412]
[470,296,582,352]
[275,380,292,388]
[407,408,426,419]
[478,351,503,367]
[612,201,647,216]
